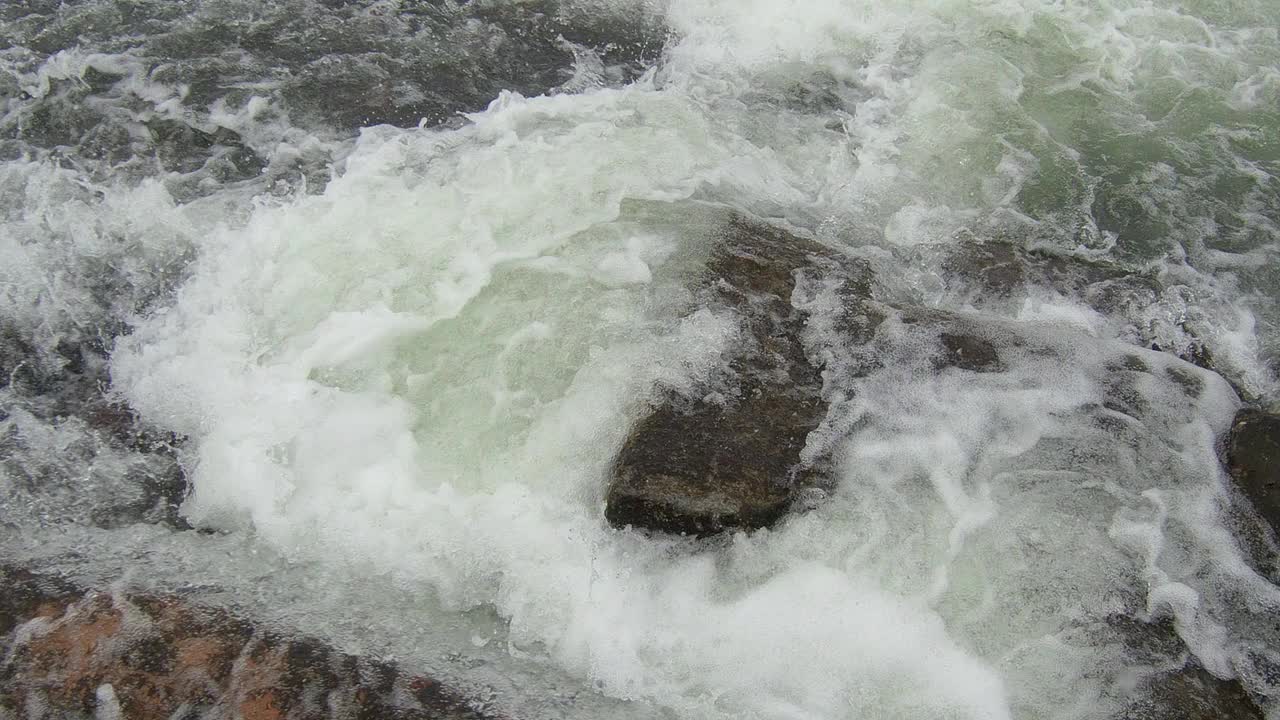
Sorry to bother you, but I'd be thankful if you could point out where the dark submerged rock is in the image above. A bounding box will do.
[1225,409,1280,536]
[606,216,875,536]
[944,236,1242,361]
[942,237,1162,313]
[2,0,665,201]
[936,332,1004,373]
[1123,663,1264,720]
[0,322,192,533]
[145,119,265,179]
[942,238,1028,299]
[1099,615,1266,720]
[0,566,80,638]
[941,237,1255,396]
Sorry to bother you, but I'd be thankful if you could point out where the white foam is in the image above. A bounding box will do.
[104,70,1026,717]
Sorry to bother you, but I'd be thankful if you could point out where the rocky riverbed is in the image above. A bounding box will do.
[4,1,1280,719]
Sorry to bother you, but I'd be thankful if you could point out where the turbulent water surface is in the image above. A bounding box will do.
[3,0,1280,718]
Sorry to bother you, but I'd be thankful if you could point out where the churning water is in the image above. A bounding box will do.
[3,1,1280,718]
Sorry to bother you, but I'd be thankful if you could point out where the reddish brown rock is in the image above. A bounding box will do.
[0,566,498,720]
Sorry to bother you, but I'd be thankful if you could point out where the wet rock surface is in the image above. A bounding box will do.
[1225,409,1280,536]
[606,216,876,536]
[1096,615,1266,720]
[600,218,1274,718]
[605,220,1227,537]
[941,237,1162,313]
[0,565,496,720]
[0,316,192,533]
[936,332,1004,373]
[0,0,664,174]
[939,237,1233,383]
[1,3,1276,719]
[1124,663,1264,720]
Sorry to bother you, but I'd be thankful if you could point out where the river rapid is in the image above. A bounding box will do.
[2,1,1280,719]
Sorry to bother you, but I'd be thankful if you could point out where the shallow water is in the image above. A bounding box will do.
[2,1,1280,718]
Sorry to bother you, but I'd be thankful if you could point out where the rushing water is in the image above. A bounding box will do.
[3,1,1280,718]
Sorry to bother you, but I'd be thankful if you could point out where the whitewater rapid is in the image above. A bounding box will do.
[3,0,1280,718]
